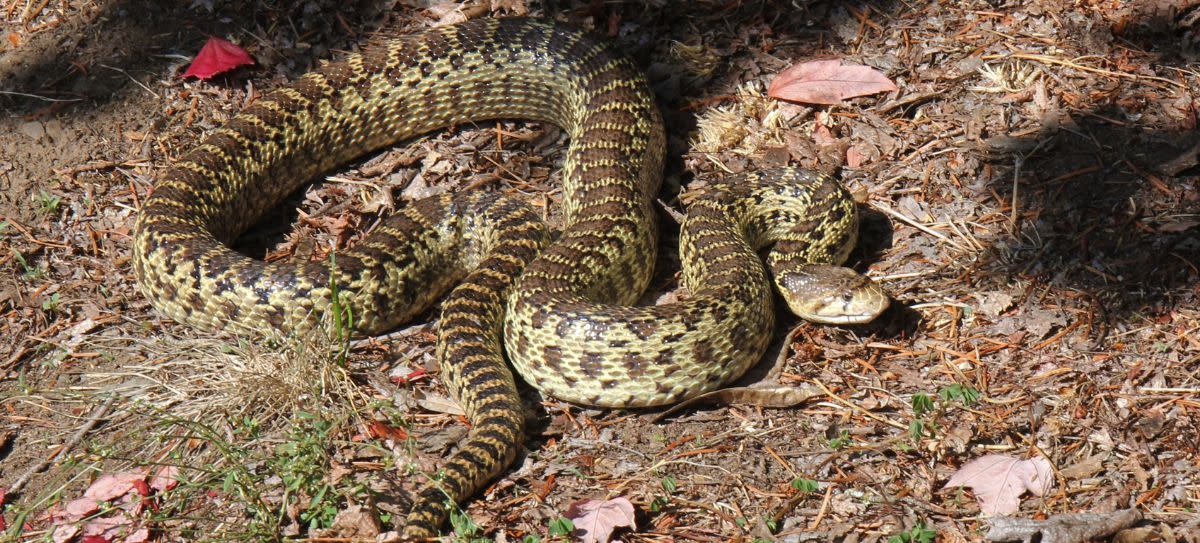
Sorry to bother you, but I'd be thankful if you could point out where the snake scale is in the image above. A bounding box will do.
[133,17,887,538]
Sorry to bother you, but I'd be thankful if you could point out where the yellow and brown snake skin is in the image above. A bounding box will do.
[132,17,886,538]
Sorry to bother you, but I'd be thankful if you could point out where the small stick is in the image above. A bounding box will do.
[1009,155,1022,233]
[0,215,70,248]
[22,0,50,23]
[808,483,833,530]
[9,394,118,496]
[812,379,907,430]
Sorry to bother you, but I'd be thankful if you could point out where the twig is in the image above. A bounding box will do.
[0,215,70,248]
[0,90,82,102]
[869,202,968,252]
[985,507,1142,543]
[808,483,833,530]
[100,64,159,98]
[54,159,150,181]
[673,498,743,533]
[983,52,1184,89]
[21,0,50,23]
[9,394,118,496]
[1160,139,1200,177]
[1009,155,1022,232]
[877,90,944,114]
[812,379,907,430]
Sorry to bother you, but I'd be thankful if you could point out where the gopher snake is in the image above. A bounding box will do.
[133,17,887,538]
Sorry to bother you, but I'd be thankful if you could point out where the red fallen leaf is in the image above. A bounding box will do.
[768,59,897,105]
[81,536,112,543]
[131,478,160,513]
[182,36,255,80]
[391,368,429,385]
[366,420,409,441]
[566,497,637,543]
[53,525,82,543]
[62,497,102,519]
[149,466,179,492]
[83,512,132,539]
[84,472,144,501]
[0,487,6,530]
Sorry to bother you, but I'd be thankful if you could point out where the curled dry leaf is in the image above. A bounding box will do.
[944,454,1054,516]
[182,37,255,80]
[566,497,637,543]
[768,59,898,105]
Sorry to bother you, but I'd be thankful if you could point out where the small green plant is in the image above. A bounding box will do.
[909,385,983,441]
[233,415,261,438]
[909,418,927,441]
[828,429,851,449]
[34,189,61,214]
[12,250,43,280]
[911,393,934,417]
[939,383,980,405]
[449,506,491,543]
[40,292,61,313]
[547,516,574,537]
[660,474,677,494]
[887,521,936,543]
[650,473,677,512]
[326,253,355,365]
[271,412,365,531]
[790,477,819,493]
[157,415,280,537]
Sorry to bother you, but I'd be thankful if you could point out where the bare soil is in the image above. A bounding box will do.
[2,1,1198,542]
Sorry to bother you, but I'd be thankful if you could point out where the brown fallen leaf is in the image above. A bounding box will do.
[944,454,1054,516]
[768,59,898,105]
[566,497,637,543]
[311,505,382,539]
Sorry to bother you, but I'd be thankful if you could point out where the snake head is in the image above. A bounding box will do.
[774,264,889,325]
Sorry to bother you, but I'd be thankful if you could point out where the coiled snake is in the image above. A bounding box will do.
[133,17,888,538]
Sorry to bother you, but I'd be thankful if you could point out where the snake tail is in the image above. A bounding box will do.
[404,193,547,538]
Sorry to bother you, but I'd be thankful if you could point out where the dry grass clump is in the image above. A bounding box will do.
[692,81,798,156]
[74,327,367,425]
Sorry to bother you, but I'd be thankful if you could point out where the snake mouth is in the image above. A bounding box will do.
[806,306,889,326]
[792,289,891,325]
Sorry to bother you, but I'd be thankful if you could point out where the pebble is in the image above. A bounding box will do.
[19,121,44,141]
[43,119,66,142]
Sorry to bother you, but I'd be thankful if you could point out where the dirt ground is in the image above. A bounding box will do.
[2,0,1199,542]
